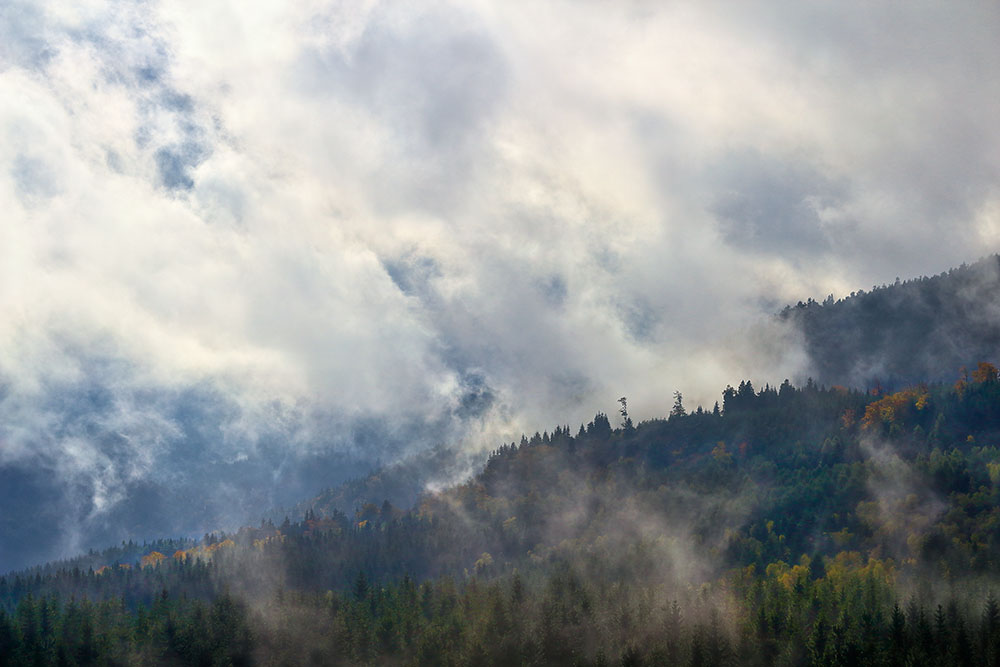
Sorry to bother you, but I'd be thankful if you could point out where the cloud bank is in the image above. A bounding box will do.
[1,0,998,569]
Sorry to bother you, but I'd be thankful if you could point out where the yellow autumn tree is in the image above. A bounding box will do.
[141,551,167,568]
[972,362,999,384]
[861,387,929,430]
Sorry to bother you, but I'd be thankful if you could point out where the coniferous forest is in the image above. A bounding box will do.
[781,255,1000,388]
[5,356,1000,664]
[5,0,1000,663]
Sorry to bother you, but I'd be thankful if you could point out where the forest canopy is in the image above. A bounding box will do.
[5,363,1000,665]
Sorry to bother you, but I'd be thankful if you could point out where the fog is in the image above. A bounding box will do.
[1,0,998,570]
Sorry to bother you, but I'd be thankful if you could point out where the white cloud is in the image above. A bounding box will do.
[1,0,998,567]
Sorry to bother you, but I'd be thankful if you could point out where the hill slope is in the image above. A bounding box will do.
[783,254,1000,388]
[5,370,1000,664]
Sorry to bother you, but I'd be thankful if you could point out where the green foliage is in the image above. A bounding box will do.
[4,370,1000,664]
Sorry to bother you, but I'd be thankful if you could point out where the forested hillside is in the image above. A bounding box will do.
[6,0,998,663]
[782,254,1000,388]
[5,367,1000,664]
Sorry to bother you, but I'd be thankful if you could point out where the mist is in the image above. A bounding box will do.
[2,0,999,570]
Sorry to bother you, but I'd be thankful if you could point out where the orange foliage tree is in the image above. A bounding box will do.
[141,551,167,568]
[861,387,929,430]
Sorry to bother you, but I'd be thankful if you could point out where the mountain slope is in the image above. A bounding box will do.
[5,370,1000,663]
[782,254,1000,388]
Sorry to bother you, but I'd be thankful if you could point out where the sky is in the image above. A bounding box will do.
[1,0,999,569]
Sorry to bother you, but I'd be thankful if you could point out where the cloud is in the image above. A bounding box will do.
[1,0,999,568]
[709,149,842,257]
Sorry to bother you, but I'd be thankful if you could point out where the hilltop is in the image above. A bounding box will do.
[783,254,1000,388]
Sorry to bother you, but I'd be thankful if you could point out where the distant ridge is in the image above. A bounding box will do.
[782,254,1000,389]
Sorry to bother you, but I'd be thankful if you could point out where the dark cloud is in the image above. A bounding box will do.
[537,274,568,308]
[136,65,164,86]
[155,143,205,190]
[160,89,194,113]
[383,253,441,296]
[709,150,843,257]
[618,296,660,343]
[454,371,496,421]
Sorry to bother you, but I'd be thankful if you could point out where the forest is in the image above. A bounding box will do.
[4,360,1000,664]
[5,0,998,661]
[782,254,1000,389]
